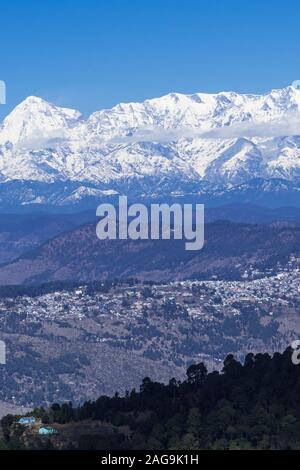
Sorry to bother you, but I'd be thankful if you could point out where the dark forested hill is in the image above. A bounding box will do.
[0,219,298,285]
[0,211,95,264]
[2,347,300,450]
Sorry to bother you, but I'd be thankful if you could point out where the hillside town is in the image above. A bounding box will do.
[0,257,298,408]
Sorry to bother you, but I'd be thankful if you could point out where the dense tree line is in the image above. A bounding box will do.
[2,347,300,449]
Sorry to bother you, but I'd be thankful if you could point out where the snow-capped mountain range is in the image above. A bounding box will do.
[1,86,300,207]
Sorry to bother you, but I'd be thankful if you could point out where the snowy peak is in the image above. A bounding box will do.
[0,96,82,147]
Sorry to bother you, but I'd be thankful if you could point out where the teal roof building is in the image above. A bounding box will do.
[38,427,58,435]
[18,417,36,425]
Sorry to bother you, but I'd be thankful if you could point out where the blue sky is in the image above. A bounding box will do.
[1,0,300,119]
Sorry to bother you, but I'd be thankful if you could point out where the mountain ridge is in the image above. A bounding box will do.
[0,219,298,285]
[1,86,300,207]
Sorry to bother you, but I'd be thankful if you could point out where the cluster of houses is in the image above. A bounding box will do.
[17,416,58,436]
[0,254,298,330]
